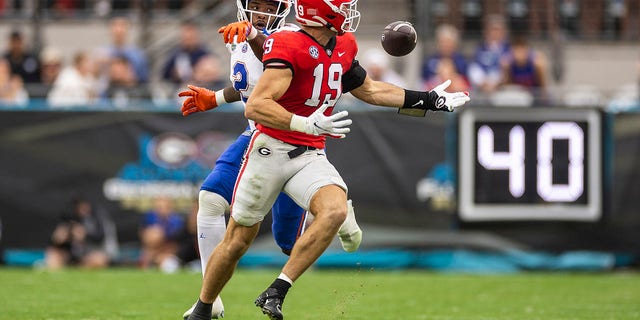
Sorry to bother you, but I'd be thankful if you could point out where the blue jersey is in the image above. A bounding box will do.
[473,41,510,74]
[141,212,185,240]
[422,52,468,81]
[509,51,540,88]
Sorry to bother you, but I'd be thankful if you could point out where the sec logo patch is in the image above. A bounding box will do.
[309,46,319,59]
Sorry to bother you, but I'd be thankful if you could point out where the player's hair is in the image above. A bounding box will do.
[236,0,291,34]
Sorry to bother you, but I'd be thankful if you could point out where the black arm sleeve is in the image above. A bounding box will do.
[342,60,367,93]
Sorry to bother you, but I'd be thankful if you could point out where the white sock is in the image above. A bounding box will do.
[278,272,294,285]
[338,199,360,236]
[196,190,229,276]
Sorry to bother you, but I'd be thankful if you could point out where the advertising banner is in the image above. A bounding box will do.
[0,110,450,248]
[1,110,639,254]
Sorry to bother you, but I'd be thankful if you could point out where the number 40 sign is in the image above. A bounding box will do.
[457,108,603,222]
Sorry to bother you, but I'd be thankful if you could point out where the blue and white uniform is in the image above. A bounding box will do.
[199,28,305,252]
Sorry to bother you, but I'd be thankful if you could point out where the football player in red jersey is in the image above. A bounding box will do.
[186,0,470,319]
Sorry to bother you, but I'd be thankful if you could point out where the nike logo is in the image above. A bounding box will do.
[338,52,346,57]
[313,122,329,132]
[412,100,424,107]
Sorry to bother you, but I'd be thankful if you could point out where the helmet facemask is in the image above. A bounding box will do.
[336,0,360,34]
[236,0,291,34]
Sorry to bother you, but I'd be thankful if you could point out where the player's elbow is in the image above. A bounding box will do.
[244,101,258,120]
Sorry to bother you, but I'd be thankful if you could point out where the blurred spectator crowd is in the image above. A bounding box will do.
[0,12,638,110]
[45,195,199,272]
[380,14,638,109]
[418,16,552,107]
[1,15,225,108]
[0,0,196,18]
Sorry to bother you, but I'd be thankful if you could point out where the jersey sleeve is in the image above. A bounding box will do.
[338,32,363,92]
[262,32,296,73]
[342,32,359,59]
[342,60,367,93]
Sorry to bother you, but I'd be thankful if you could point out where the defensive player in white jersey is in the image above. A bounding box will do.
[186,0,470,319]
[179,0,361,318]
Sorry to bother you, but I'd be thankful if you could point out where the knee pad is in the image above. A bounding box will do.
[198,190,229,219]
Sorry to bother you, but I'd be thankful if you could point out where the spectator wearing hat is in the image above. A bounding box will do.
[28,46,65,98]
[39,47,63,87]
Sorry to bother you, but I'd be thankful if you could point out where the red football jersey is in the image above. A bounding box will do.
[258,30,359,149]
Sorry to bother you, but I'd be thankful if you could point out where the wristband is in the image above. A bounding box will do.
[403,89,439,109]
[398,89,441,117]
[398,89,428,116]
[247,25,258,41]
[289,114,308,133]
[214,89,227,105]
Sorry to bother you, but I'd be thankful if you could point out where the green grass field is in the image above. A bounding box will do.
[1,267,639,320]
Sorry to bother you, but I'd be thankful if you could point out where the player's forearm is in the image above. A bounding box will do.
[248,33,267,61]
[244,98,293,130]
[245,67,293,128]
[351,79,404,108]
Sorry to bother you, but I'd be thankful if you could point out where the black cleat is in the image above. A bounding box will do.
[255,288,285,320]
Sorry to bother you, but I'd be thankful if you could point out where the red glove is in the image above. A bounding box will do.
[178,85,220,116]
[218,21,257,44]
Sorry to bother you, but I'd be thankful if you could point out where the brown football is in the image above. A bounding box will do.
[380,21,417,57]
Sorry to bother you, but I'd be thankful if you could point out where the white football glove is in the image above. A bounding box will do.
[290,103,352,139]
[431,79,471,112]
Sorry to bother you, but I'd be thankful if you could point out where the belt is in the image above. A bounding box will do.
[287,145,317,159]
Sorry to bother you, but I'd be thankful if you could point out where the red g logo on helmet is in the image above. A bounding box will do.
[295,0,361,35]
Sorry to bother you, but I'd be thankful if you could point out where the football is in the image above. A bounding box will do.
[380,21,417,57]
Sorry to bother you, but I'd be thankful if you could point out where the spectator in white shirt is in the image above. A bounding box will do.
[47,51,98,107]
